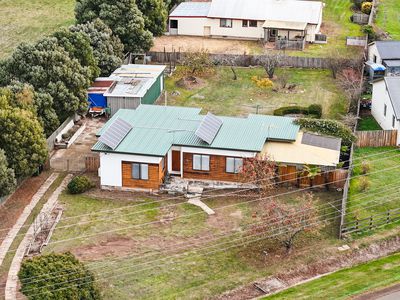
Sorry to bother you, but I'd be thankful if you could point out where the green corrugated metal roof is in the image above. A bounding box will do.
[92,105,300,156]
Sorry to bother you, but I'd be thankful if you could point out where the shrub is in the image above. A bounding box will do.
[361,1,373,14]
[19,252,101,300]
[273,104,322,118]
[362,25,377,42]
[67,175,93,194]
[295,118,357,145]
[361,160,371,174]
[307,104,323,118]
[251,76,274,88]
[358,176,370,192]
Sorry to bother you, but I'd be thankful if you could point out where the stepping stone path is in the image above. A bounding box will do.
[186,185,215,215]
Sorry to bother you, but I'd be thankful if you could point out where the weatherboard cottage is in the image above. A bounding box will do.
[92,105,341,191]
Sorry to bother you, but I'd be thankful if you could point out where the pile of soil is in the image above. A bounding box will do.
[176,76,205,90]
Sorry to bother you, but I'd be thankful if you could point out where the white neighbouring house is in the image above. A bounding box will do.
[168,0,324,44]
[371,77,400,145]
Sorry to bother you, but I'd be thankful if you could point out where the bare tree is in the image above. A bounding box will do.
[251,193,321,254]
[180,49,213,76]
[240,155,276,194]
[258,52,283,79]
[326,49,345,79]
[338,68,363,110]
[214,54,247,80]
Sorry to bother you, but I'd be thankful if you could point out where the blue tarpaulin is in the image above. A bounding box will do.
[88,93,107,108]
[365,61,386,71]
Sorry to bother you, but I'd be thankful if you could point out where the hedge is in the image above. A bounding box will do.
[295,118,357,145]
[273,104,322,118]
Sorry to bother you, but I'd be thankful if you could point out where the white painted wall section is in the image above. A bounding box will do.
[371,80,400,144]
[99,153,162,187]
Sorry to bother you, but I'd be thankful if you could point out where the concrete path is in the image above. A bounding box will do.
[4,174,72,300]
[356,283,400,300]
[188,197,215,215]
[0,173,59,267]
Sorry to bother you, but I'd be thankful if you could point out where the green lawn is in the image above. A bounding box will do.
[164,67,348,119]
[264,252,400,300]
[346,147,400,222]
[357,115,382,131]
[0,0,75,59]
[45,189,341,299]
[376,0,400,39]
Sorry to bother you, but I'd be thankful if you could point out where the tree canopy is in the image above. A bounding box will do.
[136,0,168,36]
[75,0,153,53]
[0,108,47,177]
[69,19,124,76]
[53,28,100,80]
[0,149,17,197]
[19,252,101,300]
[2,37,92,121]
[0,83,59,137]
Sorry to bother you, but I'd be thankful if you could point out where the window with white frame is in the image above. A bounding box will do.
[193,154,210,171]
[226,157,243,173]
[220,19,232,28]
[132,163,149,180]
[242,20,248,27]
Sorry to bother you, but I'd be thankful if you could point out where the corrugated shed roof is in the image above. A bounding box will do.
[384,60,400,67]
[375,41,400,60]
[301,133,341,151]
[384,77,400,119]
[170,2,211,17]
[92,105,300,156]
[207,0,323,24]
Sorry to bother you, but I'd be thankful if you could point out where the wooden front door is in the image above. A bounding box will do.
[172,150,181,172]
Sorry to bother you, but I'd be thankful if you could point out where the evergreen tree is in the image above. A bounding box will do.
[137,0,168,36]
[0,108,47,178]
[69,19,124,76]
[0,149,17,197]
[75,0,153,53]
[3,37,92,121]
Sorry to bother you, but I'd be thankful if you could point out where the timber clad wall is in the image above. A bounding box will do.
[122,161,165,190]
[182,153,242,182]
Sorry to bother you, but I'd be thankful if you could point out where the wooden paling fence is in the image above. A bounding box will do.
[277,166,348,189]
[341,208,400,236]
[147,51,343,69]
[355,130,398,147]
[85,156,100,172]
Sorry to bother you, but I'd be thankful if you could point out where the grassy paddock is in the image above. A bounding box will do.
[346,147,400,222]
[164,67,348,119]
[376,0,400,39]
[45,189,341,299]
[0,0,75,59]
[264,252,400,300]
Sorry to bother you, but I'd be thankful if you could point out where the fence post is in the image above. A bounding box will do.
[369,216,373,230]
[387,211,390,224]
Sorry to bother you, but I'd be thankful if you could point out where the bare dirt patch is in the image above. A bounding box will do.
[72,235,140,262]
[176,76,206,90]
[152,36,263,55]
[0,171,52,243]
